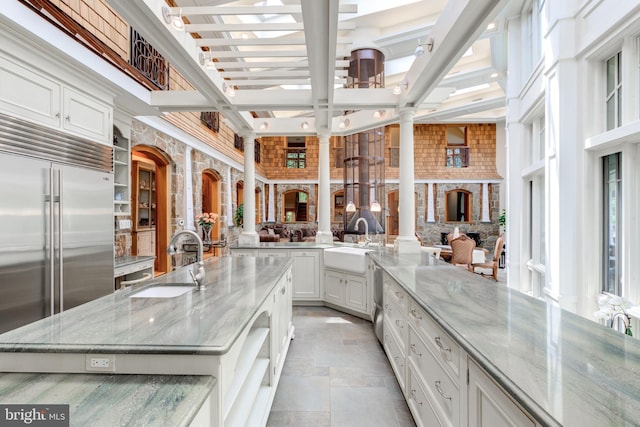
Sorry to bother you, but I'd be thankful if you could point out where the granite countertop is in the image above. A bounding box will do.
[232,241,334,249]
[369,249,640,427]
[0,256,292,355]
[114,255,155,268]
[0,373,214,426]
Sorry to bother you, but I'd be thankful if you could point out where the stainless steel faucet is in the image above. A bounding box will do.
[167,229,206,290]
[355,217,371,246]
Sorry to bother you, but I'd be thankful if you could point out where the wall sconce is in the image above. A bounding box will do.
[373,110,386,119]
[301,121,309,130]
[346,201,356,212]
[415,37,434,57]
[223,82,235,97]
[199,52,216,69]
[162,6,185,31]
[339,118,350,129]
[393,79,409,95]
[259,121,268,130]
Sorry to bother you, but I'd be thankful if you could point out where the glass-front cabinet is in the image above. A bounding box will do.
[132,160,156,256]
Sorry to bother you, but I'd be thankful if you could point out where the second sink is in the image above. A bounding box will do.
[324,246,373,274]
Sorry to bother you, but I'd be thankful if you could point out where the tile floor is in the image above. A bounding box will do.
[267,306,416,427]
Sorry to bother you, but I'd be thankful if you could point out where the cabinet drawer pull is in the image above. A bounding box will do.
[409,309,422,320]
[281,286,286,295]
[65,115,70,121]
[435,380,452,400]
[434,336,451,353]
[395,319,403,328]
[410,389,423,405]
[409,344,422,357]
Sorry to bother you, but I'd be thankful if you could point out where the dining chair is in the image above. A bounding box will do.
[450,235,476,271]
[472,235,504,281]
[447,232,467,245]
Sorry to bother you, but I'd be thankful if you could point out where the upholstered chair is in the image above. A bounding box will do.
[450,235,476,271]
[472,235,504,281]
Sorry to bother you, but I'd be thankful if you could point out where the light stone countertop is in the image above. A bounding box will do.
[369,249,640,427]
[0,373,214,426]
[0,256,292,355]
[114,255,155,269]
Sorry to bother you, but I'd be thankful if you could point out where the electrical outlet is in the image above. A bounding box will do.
[85,354,116,372]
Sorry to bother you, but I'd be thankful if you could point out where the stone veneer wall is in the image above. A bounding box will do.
[272,183,317,224]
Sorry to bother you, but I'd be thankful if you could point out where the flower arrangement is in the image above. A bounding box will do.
[196,212,219,229]
[594,294,634,336]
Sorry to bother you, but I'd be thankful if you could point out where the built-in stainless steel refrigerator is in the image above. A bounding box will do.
[0,113,114,334]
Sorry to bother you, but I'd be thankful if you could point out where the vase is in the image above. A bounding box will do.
[202,225,212,242]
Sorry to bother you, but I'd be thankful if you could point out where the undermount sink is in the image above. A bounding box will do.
[130,284,194,298]
[324,246,373,274]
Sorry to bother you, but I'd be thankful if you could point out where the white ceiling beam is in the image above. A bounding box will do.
[196,38,307,46]
[402,0,508,108]
[184,22,355,32]
[415,97,504,121]
[166,4,357,15]
[220,70,310,78]
[212,60,309,68]
[206,50,307,58]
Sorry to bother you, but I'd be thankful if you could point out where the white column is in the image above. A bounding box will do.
[426,182,435,222]
[184,147,195,230]
[225,167,233,228]
[481,182,490,222]
[268,183,275,222]
[316,132,333,244]
[395,108,420,253]
[239,132,259,245]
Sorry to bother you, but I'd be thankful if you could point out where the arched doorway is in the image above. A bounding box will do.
[202,169,221,240]
[282,190,309,223]
[131,145,171,275]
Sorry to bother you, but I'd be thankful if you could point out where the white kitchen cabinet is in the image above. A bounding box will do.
[467,359,535,427]
[231,248,323,303]
[0,53,112,145]
[290,251,321,300]
[324,268,369,316]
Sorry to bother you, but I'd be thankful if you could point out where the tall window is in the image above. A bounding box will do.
[286,137,306,169]
[523,0,543,78]
[606,52,622,131]
[603,153,622,295]
[445,190,471,222]
[446,126,469,168]
[389,126,400,167]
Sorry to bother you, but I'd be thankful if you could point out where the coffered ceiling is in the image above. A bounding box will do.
[106,0,512,137]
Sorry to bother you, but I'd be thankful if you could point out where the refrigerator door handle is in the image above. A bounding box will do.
[48,167,56,316]
[57,169,64,312]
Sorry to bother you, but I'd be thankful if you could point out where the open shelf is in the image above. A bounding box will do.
[224,358,269,427]
[245,386,272,427]
[223,327,269,419]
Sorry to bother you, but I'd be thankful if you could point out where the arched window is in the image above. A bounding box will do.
[282,190,308,222]
[445,189,472,222]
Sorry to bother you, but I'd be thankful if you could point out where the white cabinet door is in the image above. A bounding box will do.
[344,272,367,313]
[0,55,61,128]
[62,87,112,145]
[291,251,320,300]
[468,359,535,427]
[324,269,344,305]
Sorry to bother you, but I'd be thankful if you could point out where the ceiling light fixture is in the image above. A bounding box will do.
[162,6,185,31]
[301,121,309,130]
[486,22,497,31]
[339,117,350,129]
[373,110,386,119]
[414,39,425,57]
[223,82,235,97]
[393,79,409,95]
[259,121,268,130]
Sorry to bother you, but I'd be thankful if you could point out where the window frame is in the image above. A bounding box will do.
[444,189,472,223]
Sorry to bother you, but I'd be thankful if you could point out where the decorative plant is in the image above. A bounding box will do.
[234,204,244,228]
[594,295,633,336]
[498,209,506,229]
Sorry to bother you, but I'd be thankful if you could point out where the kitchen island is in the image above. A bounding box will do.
[369,249,640,427]
[0,256,294,427]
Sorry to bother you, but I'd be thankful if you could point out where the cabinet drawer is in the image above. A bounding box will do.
[383,323,406,391]
[407,364,446,427]
[408,327,459,427]
[408,300,461,380]
[384,295,407,347]
[384,274,408,312]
